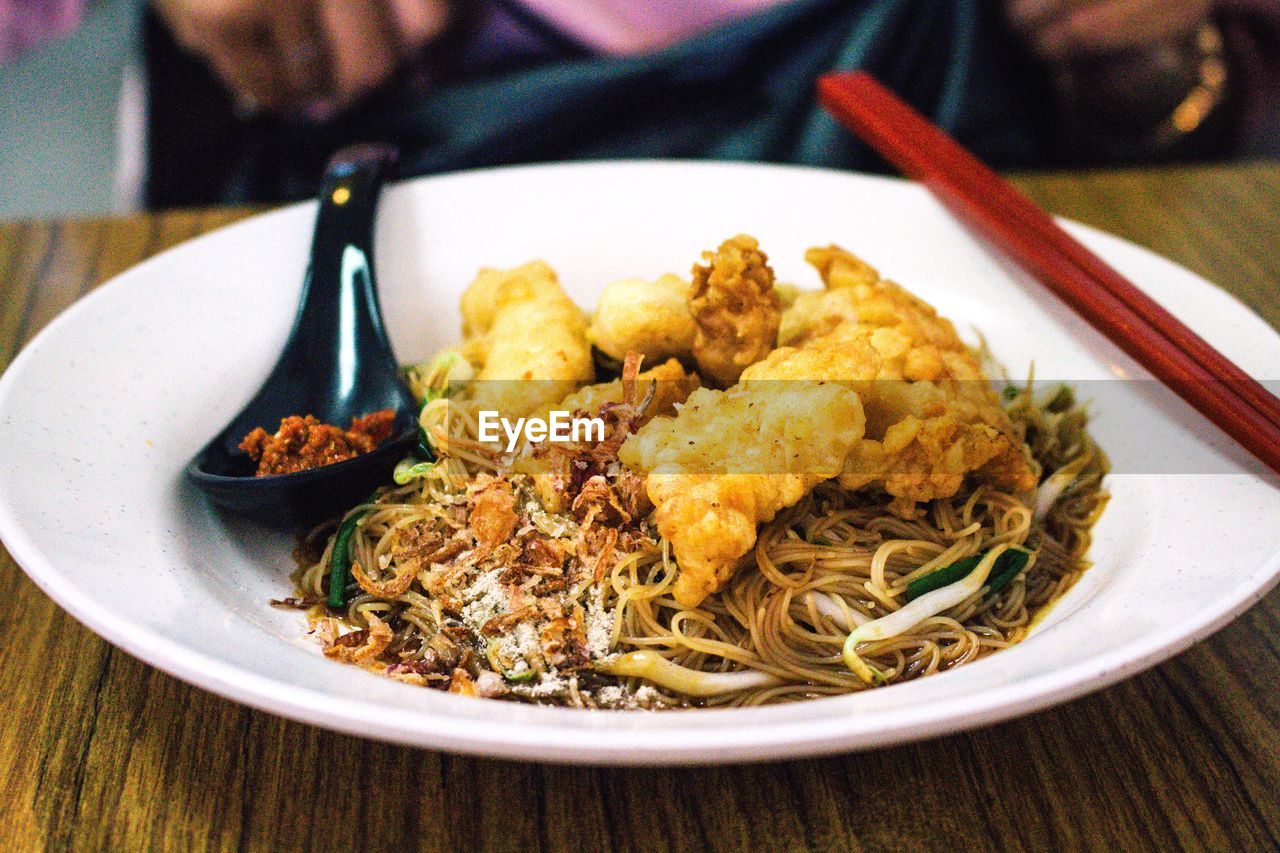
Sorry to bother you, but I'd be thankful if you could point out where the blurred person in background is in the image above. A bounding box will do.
[7,0,1280,212]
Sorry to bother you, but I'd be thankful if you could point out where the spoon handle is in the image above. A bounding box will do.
[286,144,401,395]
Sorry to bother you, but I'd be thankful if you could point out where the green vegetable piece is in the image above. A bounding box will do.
[414,384,449,462]
[327,505,372,609]
[904,554,982,601]
[416,430,434,462]
[503,668,537,683]
[393,458,434,485]
[905,548,1031,602]
[1046,384,1075,412]
[983,548,1032,599]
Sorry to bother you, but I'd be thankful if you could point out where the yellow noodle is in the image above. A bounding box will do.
[292,376,1108,708]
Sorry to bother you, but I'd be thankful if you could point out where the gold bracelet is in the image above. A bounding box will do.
[1145,23,1228,151]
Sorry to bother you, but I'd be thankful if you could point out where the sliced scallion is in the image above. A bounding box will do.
[982,548,1032,599]
[844,546,1021,682]
[327,505,372,609]
[393,458,434,485]
[904,554,982,601]
[905,547,1031,602]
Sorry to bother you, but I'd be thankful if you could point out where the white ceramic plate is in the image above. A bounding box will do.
[1,162,1278,765]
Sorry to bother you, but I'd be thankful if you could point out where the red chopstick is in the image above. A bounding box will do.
[816,71,1280,477]
[821,73,1280,432]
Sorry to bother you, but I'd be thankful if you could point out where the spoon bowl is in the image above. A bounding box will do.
[187,144,417,528]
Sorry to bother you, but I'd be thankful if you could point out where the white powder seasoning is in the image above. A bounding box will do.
[516,672,571,699]
[591,683,663,710]
[460,568,508,627]
[584,589,616,659]
[526,499,577,539]
[594,685,626,705]
[498,621,540,662]
[633,685,662,704]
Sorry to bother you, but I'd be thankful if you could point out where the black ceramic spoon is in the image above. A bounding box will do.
[187,143,417,527]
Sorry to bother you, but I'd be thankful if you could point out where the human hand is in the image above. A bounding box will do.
[1006,0,1213,61]
[151,0,449,115]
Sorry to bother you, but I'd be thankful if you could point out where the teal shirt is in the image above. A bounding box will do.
[224,0,1056,203]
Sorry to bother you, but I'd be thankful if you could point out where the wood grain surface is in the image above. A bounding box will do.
[1,165,1277,851]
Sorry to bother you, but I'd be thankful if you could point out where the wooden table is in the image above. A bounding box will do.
[1,164,1278,851]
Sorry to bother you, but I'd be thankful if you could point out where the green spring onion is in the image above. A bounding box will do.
[503,668,537,683]
[905,547,1032,602]
[904,554,982,600]
[982,548,1032,600]
[393,458,434,485]
[413,360,456,462]
[844,546,1013,682]
[327,505,372,609]
[415,388,439,462]
[1046,384,1075,412]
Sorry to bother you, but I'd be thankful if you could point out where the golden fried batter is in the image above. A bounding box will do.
[622,242,1034,603]
[689,235,782,387]
[782,245,1036,510]
[782,246,967,364]
[620,357,868,606]
[458,261,593,418]
[587,275,695,363]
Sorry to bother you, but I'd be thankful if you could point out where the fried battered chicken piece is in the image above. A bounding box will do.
[587,275,695,363]
[458,261,593,418]
[781,246,964,363]
[619,357,868,606]
[689,235,782,387]
[781,245,1036,510]
[623,242,1035,603]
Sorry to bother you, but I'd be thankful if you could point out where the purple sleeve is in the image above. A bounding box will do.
[1216,0,1280,155]
[0,0,87,66]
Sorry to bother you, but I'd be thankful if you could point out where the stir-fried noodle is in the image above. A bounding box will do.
[287,360,1107,709]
